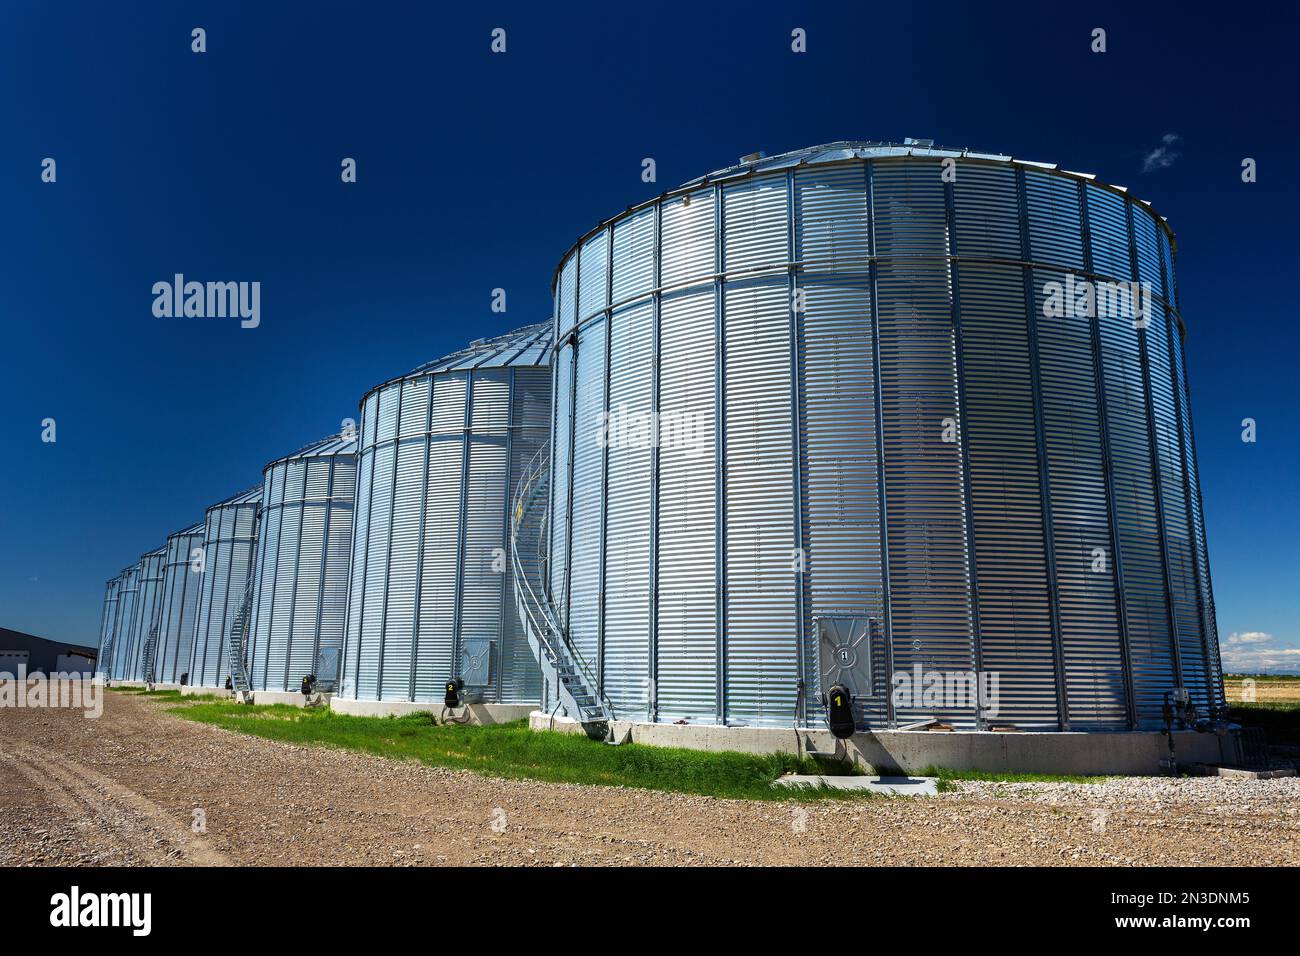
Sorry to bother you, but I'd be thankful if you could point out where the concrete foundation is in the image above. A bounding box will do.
[529,712,1233,776]
[179,684,231,699]
[330,697,534,725]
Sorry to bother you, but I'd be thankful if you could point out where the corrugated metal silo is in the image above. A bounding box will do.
[119,547,167,682]
[153,521,206,684]
[248,435,357,693]
[108,564,140,681]
[189,487,261,688]
[96,575,123,679]
[338,324,551,706]
[541,141,1224,732]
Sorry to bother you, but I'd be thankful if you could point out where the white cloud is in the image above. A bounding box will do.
[1220,631,1300,674]
[1142,133,1181,173]
[1226,631,1273,644]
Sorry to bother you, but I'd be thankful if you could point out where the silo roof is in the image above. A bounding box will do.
[406,322,552,375]
[263,433,358,474]
[168,520,206,539]
[206,486,262,511]
[687,140,1158,216]
[360,322,553,408]
[552,138,1175,293]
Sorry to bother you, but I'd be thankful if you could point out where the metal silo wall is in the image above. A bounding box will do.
[342,362,548,704]
[657,287,717,722]
[567,318,605,684]
[1023,169,1129,728]
[602,300,653,718]
[110,566,140,681]
[189,494,260,687]
[872,161,977,726]
[553,151,1223,730]
[97,577,122,678]
[155,525,205,684]
[794,165,887,727]
[120,549,166,682]
[247,447,356,692]
[1087,186,1179,725]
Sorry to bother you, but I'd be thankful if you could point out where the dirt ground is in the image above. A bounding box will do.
[2,692,1297,867]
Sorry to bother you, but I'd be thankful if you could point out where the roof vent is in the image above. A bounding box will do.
[738,150,767,164]
[903,137,935,148]
[470,338,486,348]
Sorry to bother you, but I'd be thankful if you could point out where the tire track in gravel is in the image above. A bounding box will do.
[5,690,1298,867]
[3,740,230,866]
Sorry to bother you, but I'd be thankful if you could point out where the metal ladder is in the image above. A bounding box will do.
[141,623,160,688]
[99,631,117,683]
[226,577,255,700]
[510,445,612,734]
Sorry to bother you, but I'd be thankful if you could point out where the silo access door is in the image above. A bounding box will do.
[816,616,875,729]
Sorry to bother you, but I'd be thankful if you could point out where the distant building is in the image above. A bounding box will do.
[0,627,96,676]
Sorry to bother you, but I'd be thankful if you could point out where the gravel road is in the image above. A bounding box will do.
[2,692,1297,867]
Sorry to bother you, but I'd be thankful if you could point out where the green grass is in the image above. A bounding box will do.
[161,700,871,802]
[107,687,187,702]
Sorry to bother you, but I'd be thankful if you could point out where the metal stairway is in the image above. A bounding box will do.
[99,632,117,683]
[226,577,255,701]
[510,445,612,734]
[141,623,160,688]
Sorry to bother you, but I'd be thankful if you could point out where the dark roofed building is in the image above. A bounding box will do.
[0,627,97,676]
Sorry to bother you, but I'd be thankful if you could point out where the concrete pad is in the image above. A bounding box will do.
[1203,766,1296,780]
[330,697,534,725]
[773,774,938,796]
[179,685,229,699]
[529,711,1232,776]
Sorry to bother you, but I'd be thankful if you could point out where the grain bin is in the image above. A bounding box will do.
[248,434,357,694]
[153,521,206,684]
[337,324,551,709]
[540,141,1223,732]
[188,487,261,688]
[104,564,141,681]
[95,575,123,679]
[117,546,167,682]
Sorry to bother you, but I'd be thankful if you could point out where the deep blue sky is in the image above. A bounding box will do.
[2,2,1297,670]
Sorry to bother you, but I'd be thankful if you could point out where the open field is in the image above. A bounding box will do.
[1,689,1298,867]
[1224,676,1300,704]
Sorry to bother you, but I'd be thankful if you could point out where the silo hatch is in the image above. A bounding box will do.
[816,616,874,704]
[461,640,493,687]
[316,647,341,692]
